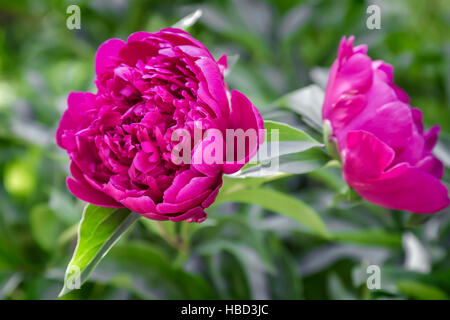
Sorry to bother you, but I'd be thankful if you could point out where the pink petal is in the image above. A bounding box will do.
[201,178,223,208]
[56,92,96,150]
[417,156,444,179]
[223,90,264,174]
[353,101,414,151]
[217,54,227,75]
[194,56,230,118]
[66,177,123,208]
[157,189,211,214]
[127,31,153,43]
[351,163,449,214]
[163,169,199,203]
[168,206,206,222]
[95,38,125,76]
[176,175,218,202]
[411,108,424,134]
[424,125,440,151]
[120,195,157,214]
[338,52,373,93]
[344,130,395,180]
[191,130,223,176]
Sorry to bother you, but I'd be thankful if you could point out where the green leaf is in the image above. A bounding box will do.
[197,241,275,273]
[196,241,274,299]
[217,174,289,198]
[264,120,321,144]
[108,241,216,299]
[58,204,140,297]
[240,148,329,177]
[397,280,449,300]
[4,157,37,197]
[141,219,177,241]
[322,119,340,160]
[215,187,330,239]
[404,214,433,228]
[276,84,324,131]
[236,120,329,177]
[332,229,402,248]
[263,120,322,155]
[0,272,22,299]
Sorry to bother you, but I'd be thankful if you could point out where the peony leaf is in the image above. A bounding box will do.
[404,214,433,228]
[215,187,330,239]
[264,120,321,145]
[276,84,324,131]
[238,148,329,177]
[397,280,448,300]
[333,229,402,248]
[236,120,329,177]
[58,204,140,297]
[172,9,203,29]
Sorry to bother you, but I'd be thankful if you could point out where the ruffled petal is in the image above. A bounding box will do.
[352,101,414,151]
[56,92,96,150]
[168,206,206,222]
[66,177,123,208]
[95,38,125,76]
[223,90,264,174]
[217,54,227,75]
[424,125,440,151]
[157,189,211,214]
[191,129,224,176]
[417,156,444,179]
[121,195,156,214]
[324,36,449,214]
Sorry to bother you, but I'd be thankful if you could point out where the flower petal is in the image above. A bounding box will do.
[66,177,123,208]
[343,130,395,180]
[351,163,449,214]
[223,90,264,174]
[95,38,125,76]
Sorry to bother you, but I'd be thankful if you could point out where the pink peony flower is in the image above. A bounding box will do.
[56,28,264,222]
[323,36,449,213]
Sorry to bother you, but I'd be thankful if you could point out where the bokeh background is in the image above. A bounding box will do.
[1,0,450,299]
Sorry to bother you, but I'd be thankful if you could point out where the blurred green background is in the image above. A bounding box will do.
[0,0,450,300]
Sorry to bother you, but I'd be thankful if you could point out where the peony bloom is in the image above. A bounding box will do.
[323,36,449,213]
[56,28,264,222]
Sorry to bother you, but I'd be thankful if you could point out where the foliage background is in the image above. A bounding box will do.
[0,0,449,299]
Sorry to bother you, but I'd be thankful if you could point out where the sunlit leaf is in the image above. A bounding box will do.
[402,232,431,273]
[236,120,328,177]
[59,204,140,297]
[397,280,448,300]
[4,158,37,197]
[276,84,324,131]
[264,120,321,147]
[215,187,330,239]
[240,148,329,177]
[172,9,203,29]
[333,229,402,248]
